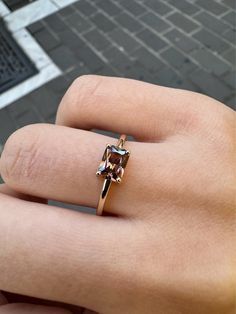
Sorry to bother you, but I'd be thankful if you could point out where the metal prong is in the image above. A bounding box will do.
[116,177,122,183]
[106,144,111,148]
[126,150,131,156]
[96,171,101,176]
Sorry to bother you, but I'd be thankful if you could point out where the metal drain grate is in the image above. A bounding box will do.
[2,0,37,11]
[0,20,38,94]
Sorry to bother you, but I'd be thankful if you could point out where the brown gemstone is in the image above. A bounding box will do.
[97,144,130,182]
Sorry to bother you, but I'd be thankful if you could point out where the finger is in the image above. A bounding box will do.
[0,304,72,314]
[56,75,210,141]
[0,123,142,217]
[0,184,47,203]
[0,192,133,313]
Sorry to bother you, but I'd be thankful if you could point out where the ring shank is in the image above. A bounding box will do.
[96,134,126,216]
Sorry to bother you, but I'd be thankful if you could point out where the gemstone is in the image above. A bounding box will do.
[97,144,130,182]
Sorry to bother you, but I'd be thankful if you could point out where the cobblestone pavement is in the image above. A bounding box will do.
[0,0,235,147]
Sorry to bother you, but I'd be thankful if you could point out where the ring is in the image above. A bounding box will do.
[96,134,130,216]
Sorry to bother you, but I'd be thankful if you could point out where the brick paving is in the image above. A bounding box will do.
[0,0,235,148]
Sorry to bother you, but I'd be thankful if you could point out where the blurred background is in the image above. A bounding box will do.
[0,0,235,207]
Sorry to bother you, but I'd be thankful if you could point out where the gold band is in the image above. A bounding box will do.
[96,134,129,216]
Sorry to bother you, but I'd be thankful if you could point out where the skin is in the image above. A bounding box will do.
[0,75,235,314]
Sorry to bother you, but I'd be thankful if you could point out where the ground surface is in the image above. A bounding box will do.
[0,0,235,166]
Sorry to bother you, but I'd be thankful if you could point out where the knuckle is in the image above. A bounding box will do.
[57,75,104,125]
[0,124,41,184]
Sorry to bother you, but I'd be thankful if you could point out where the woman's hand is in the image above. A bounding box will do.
[0,76,235,314]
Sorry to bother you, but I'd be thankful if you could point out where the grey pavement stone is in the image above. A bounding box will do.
[223,28,236,42]
[119,0,147,16]
[194,11,229,35]
[222,11,236,26]
[33,29,60,51]
[58,5,74,18]
[224,71,236,88]
[193,28,230,53]
[164,29,199,53]
[222,48,236,65]
[91,12,117,32]
[222,0,236,9]
[195,0,228,15]
[190,69,232,101]
[108,28,140,53]
[27,20,44,34]
[143,0,173,15]
[191,48,231,75]
[65,12,93,33]
[73,45,105,72]
[161,47,197,74]
[226,94,236,110]
[96,0,122,16]
[167,12,200,33]
[136,28,168,51]
[102,46,132,73]
[115,11,144,33]
[166,0,200,15]
[131,46,165,73]
[44,14,65,32]
[74,0,97,16]
[0,108,17,144]
[48,45,78,71]
[83,29,111,51]
[139,12,171,33]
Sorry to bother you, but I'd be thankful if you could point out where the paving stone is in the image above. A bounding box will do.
[0,108,17,144]
[224,71,236,88]
[29,86,61,120]
[119,1,146,16]
[74,45,105,72]
[222,0,236,9]
[222,48,236,65]
[131,46,165,73]
[91,12,117,32]
[48,46,78,71]
[58,5,74,18]
[95,65,118,77]
[167,0,200,15]
[16,108,42,128]
[66,12,93,33]
[161,47,197,74]
[226,94,236,110]
[83,28,111,51]
[65,63,90,82]
[167,12,199,33]
[191,48,231,76]
[222,11,236,26]
[96,0,122,16]
[74,0,97,16]
[102,46,132,73]
[194,11,229,35]
[108,28,140,53]
[193,29,230,53]
[164,29,199,53]
[27,20,44,34]
[124,60,158,83]
[195,0,228,15]
[33,29,60,51]
[155,66,183,88]
[44,14,66,33]
[223,28,236,42]
[115,11,143,33]
[190,69,232,101]
[7,97,32,118]
[143,0,173,15]
[57,29,85,50]
[139,12,171,33]
[46,75,70,95]
[136,28,168,51]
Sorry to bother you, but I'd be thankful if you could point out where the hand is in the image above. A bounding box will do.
[0,76,235,314]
